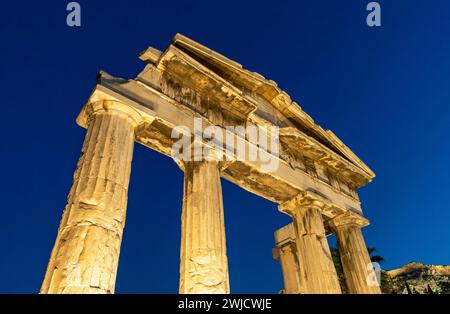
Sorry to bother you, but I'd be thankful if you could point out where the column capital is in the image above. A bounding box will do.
[172,142,229,173]
[278,191,327,216]
[78,99,149,128]
[329,211,369,229]
[173,156,222,173]
[272,244,296,261]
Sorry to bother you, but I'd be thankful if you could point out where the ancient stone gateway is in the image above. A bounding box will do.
[41,34,380,294]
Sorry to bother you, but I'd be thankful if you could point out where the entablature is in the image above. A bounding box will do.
[139,34,375,190]
[77,71,364,216]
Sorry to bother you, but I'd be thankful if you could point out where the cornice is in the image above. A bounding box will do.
[155,45,257,122]
[279,127,372,188]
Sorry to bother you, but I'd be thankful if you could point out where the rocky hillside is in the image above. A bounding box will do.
[383,263,450,294]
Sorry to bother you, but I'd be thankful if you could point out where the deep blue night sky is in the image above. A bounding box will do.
[1,1,449,293]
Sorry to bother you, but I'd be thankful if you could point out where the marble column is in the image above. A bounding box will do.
[330,212,381,294]
[179,159,229,294]
[41,100,141,294]
[279,193,342,294]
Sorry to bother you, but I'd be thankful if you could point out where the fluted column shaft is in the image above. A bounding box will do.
[279,194,341,294]
[41,101,138,294]
[331,213,381,294]
[179,160,229,294]
[294,206,341,293]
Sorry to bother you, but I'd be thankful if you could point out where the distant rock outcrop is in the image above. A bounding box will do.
[383,263,450,294]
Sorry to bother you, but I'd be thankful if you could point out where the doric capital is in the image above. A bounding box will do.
[172,142,223,173]
[278,191,327,216]
[329,211,369,230]
[272,247,281,260]
[78,99,149,128]
[87,100,146,126]
[272,242,297,261]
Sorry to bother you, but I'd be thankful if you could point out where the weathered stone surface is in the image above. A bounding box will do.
[273,224,303,294]
[179,160,229,294]
[93,71,364,213]
[42,34,379,294]
[169,34,374,185]
[330,212,381,294]
[41,101,138,294]
[279,195,342,294]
